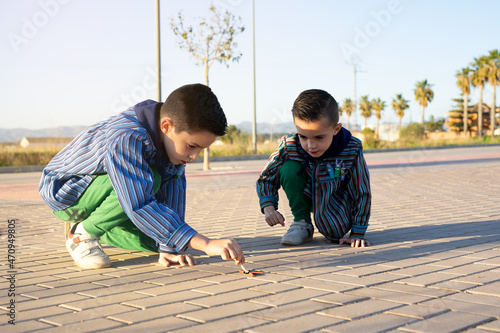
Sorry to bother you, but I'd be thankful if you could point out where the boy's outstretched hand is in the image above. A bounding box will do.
[263,206,285,227]
[158,252,197,267]
[339,236,371,248]
[188,233,245,265]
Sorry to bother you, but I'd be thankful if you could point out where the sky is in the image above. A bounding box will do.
[1,0,499,131]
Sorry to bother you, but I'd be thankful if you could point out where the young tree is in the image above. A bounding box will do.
[391,93,409,133]
[359,95,372,129]
[371,97,385,138]
[341,98,354,130]
[414,79,434,127]
[456,68,471,137]
[470,56,488,138]
[170,4,245,170]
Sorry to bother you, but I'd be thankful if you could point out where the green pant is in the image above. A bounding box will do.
[279,160,312,223]
[53,169,162,252]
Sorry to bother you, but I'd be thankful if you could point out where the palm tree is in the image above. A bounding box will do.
[392,93,409,133]
[456,68,471,137]
[487,50,500,138]
[359,95,372,129]
[414,80,434,127]
[371,98,386,138]
[341,98,355,130]
[470,56,489,137]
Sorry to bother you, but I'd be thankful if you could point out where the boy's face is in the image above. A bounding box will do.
[294,115,342,158]
[160,118,217,165]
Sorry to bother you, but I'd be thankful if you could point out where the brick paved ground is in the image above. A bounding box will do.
[1,146,499,332]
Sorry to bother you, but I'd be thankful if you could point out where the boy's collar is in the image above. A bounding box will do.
[134,100,169,164]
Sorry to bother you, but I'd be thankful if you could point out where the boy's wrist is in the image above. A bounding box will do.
[188,233,210,252]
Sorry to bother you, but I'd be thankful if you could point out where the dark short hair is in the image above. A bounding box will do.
[291,89,339,125]
[160,84,227,136]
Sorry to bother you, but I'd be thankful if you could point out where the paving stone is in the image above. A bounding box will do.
[246,313,345,333]
[419,298,500,318]
[186,289,268,308]
[191,279,270,295]
[445,292,500,307]
[467,281,500,297]
[122,290,207,309]
[39,304,134,326]
[108,302,201,325]
[386,304,450,319]
[17,305,74,322]
[373,282,454,298]
[177,301,270,323]
[0,319,54,331]
[477,319,500,332]
[248,282,302,294]
[347,287,433,305]
[398,311,495,333]
[310,273,384,287]
[247,299,335,322]
[249,288,330,307]
[454,271,500,285]
[310,293,369,305]
[133,280,215,296]
[170,315,271,333]
[317,299,404,320]
[36,318,125,332]
[321,313,416,332]
[61,292,149,311]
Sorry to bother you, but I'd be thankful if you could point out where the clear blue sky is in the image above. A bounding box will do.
[1,0,499,130]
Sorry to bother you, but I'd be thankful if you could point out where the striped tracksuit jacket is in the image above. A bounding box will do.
[256,130,371,240]
[39,100,197,253]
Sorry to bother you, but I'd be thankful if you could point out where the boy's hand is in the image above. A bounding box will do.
[188,233,245,265]
[158,252,197,267]
[339,236,371,248]
[263,206,285,227]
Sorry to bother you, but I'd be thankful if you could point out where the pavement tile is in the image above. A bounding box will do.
[248,282,302,294]
[40,304,133,326]
[247,299,336,322]
[122,290,207,309]
[454,271,500,285]
[105,316,193,333]
[133,280,215,296]
[373,282,455,298]
[386,304,450,319]
[398,311,495,333]
[16,304,74,322]
[317,299,404,320]
[419,298,500,318]
[477,319,500,332]
[145,270,221,285]
[186,289,268,308]
[177,301,270,323]
[467,281,500,297]
[246,313,346,333]
[0,319,54,331]
[36,318,125,332]
[311,293,369,305]
[191,279,270,295]
[16,293,91,311]
[347,287,433,305]
[395,272,458,287]
[428,280,479,292]
[108,302,201,325]
[310,273,384,287]
[170,315,271,333]
[61,292,150,311]
[445,292,500,307]
[249,288,330,307]
[321,313,416,332]
[281,277,362,293]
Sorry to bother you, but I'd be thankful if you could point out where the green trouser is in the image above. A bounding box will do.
[279,160,312,223]
[53,168,162,252]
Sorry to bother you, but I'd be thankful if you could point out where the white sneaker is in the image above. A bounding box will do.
[66,229,112,269]
[281,220,314,245]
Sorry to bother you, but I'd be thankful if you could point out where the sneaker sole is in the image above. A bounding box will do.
[281,235,313,246]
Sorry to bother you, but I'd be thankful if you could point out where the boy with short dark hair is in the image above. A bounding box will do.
[256,89,371,247]
[39,83,245,269]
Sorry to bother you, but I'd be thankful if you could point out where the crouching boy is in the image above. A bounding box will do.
[39,84,245,268]
[256,89,371,247]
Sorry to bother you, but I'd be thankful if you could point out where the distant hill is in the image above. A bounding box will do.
[0,126,88,143]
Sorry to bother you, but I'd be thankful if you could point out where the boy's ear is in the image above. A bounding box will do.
[333,123,342,135]
[160,118,174,134]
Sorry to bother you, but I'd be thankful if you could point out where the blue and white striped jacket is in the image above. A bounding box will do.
[39,100,197,253]
[256,128,371,240]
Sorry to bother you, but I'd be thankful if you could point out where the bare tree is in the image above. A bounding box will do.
[171,5,245,170]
